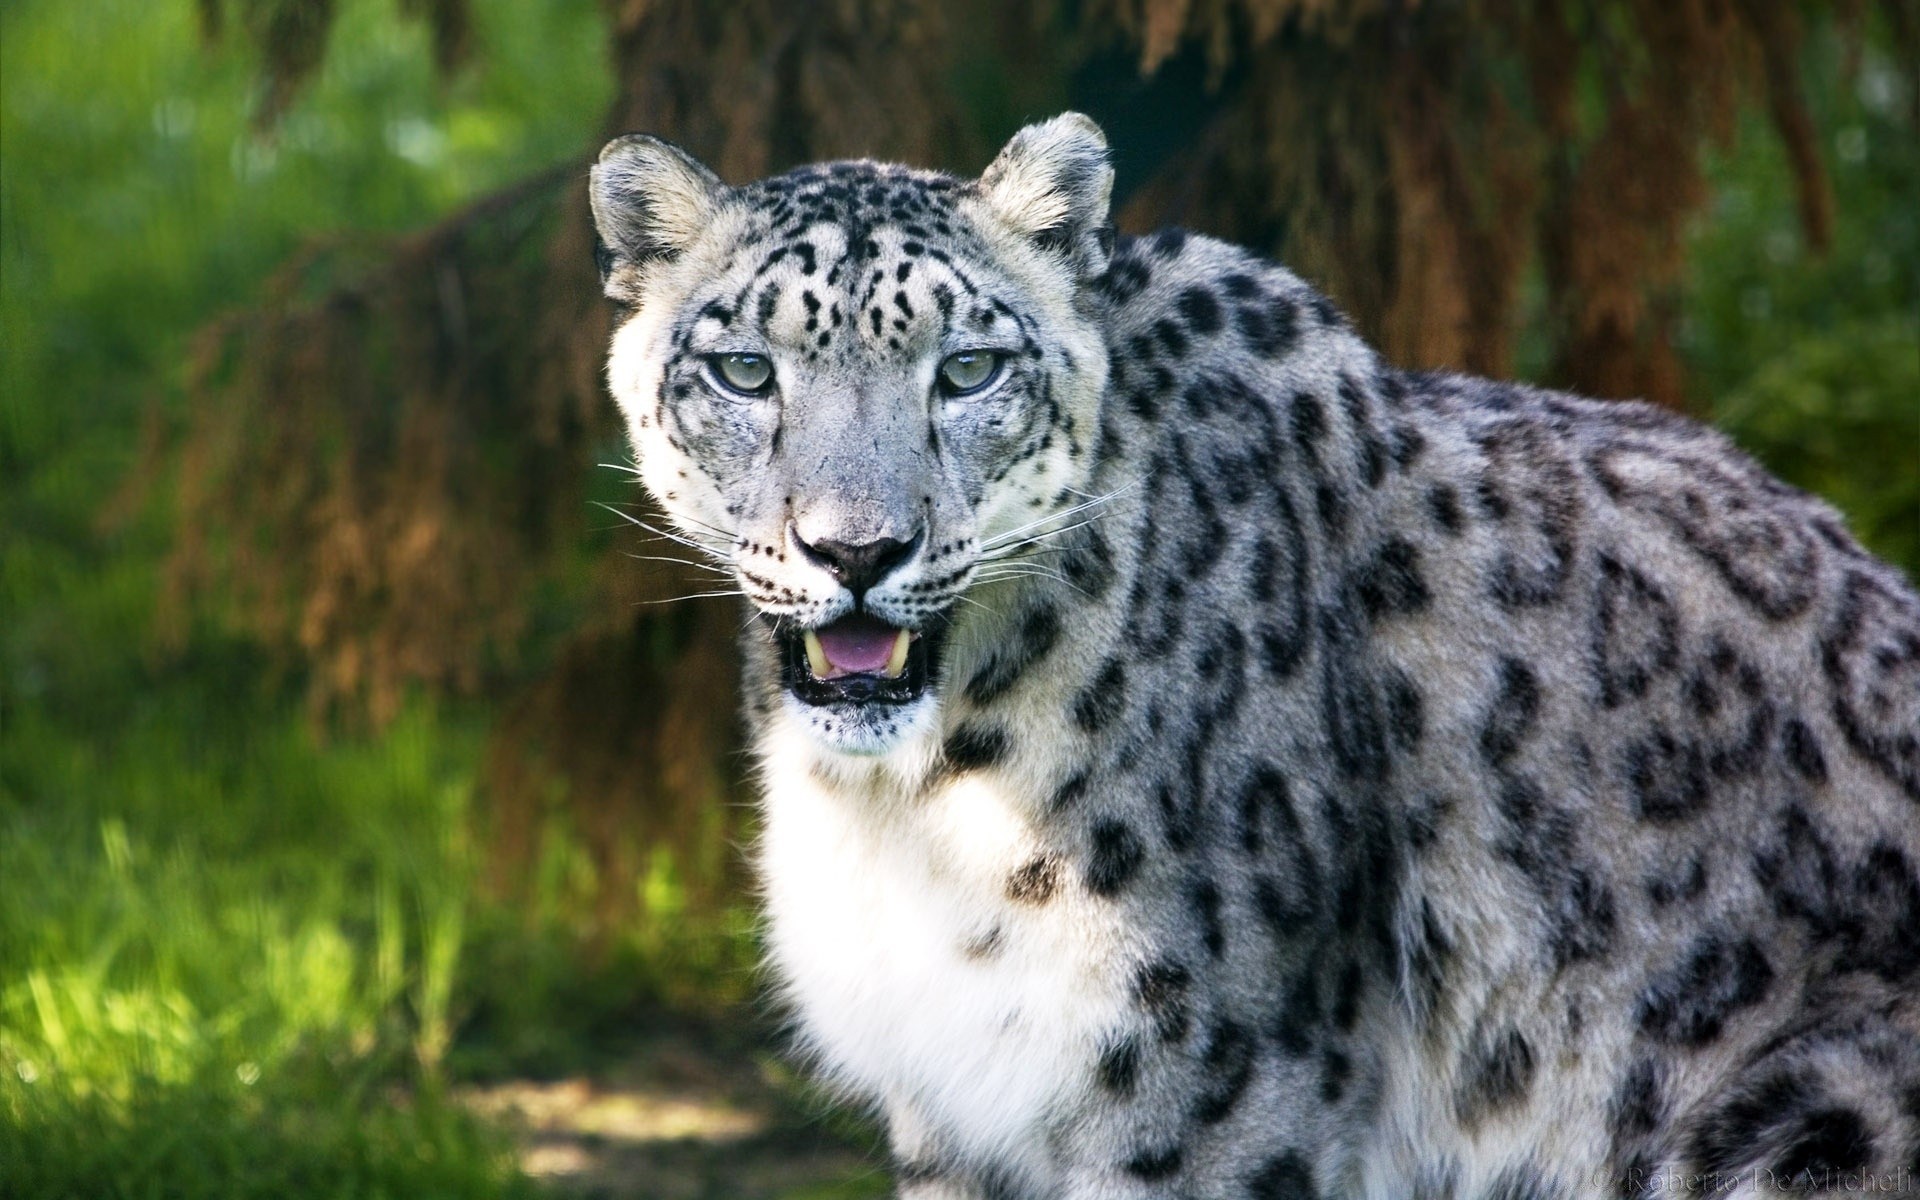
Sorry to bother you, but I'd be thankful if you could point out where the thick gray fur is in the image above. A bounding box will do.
[590,114,1920,1198]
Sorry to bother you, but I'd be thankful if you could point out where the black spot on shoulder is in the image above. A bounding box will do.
[1177,286,1223,334]
[1006,854,1060,904]
[1102,256,1151,303]
[1237,295,1299,358]
[1391,422,1426,467]
[1253,870,1318,936]
[1330,958,1365,1031]
[1609,1059,1667,1143]
[1061,524,1117,598]
[1251,490,1312,681]
[1073,658,1128,733]
[1270,963,1323,1055]
[1096,1034,1141,1096]
[1383,669,1425,751]
[1337,373,1389,488]
[1687,639,1775,782]
[1319,1046,1351,1103]
[1190,1018,1256,1124]
[1848,841,1920,982]
[1688,1069,1803,1174]
[1820,564,1912,798]
[1645,854,1709,907]
[1622,728,1710,823]
[1189,878,1225,957]
[1291,392,1328,456]
[1086,818,1145,896]
[1478,419,1581,609]
[1771,1107,1876,1181]
[1315,481,1348,540]
[1148,227,1188,258]
[1455,1027,1536,1130]
[1123,1144,1183,1181]
[1549,871,1618,969]
[1479,658,1541,767]
[1155,772,1202,854]
[1781,717,1829,784]
[1049,769,1091,813]
[1235,763,1298,855]
[943,723,1009,772]
[1153,317,1189,359]
[1428,483,1465,535]
[1637,933,1774,1047]
[964,603,1061,706]
[1591,554,1681,708]
[1351,538,1431,622]
[1246,1151,1318,1200]
[1319,606,1393,782]
[1134,959,1192,1042]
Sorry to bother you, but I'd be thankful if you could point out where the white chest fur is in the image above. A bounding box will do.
[755,725,1130,1177]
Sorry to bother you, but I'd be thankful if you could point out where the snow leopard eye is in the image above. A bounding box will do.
[707,352,773,395]
[937,350,1002,396]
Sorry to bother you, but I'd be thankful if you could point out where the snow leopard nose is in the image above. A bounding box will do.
[793,529,920,598]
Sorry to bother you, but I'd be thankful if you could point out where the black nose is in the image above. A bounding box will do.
[794,531,918,596]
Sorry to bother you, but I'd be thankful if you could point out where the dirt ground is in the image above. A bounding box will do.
[457,1019,891,1200]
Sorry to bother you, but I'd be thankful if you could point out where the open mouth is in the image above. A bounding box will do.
[777,613,941,707]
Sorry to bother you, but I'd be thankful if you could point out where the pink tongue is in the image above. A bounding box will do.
[817,615,901,676]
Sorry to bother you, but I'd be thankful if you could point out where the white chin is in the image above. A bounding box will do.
[785,691,939,758]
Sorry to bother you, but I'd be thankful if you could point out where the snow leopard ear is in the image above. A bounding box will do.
[976,112,1115,279]
[590,134,728,302]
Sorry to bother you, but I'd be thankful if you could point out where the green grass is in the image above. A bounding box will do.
[0,662,771,1195]
[0,680,521,1196]
[5,1065,535,1200]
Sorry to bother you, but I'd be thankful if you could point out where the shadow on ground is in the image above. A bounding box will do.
[458,1019,892,1200]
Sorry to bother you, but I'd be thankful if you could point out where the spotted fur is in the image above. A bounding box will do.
[590,115,1920,1198]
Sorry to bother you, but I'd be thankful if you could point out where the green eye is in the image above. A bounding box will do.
[709,352,773,394]
[938,350,1001,395]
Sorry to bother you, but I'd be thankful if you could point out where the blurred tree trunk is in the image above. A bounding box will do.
[173,0,1888,935]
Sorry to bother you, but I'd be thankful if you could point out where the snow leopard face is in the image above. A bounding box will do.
[591,115,1114,755]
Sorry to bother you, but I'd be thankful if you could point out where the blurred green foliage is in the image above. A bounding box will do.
[1681,26,1919,574]
[2,0,633,1193]
[0,0,1914,1196]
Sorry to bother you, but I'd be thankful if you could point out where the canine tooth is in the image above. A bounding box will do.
[882,629,911,678]
[803,630,831,679]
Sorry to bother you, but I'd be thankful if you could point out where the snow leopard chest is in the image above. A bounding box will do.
[755,743,1135,1172]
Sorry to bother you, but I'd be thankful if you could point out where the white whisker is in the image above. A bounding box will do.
[949,593,997,618]
[978,482,1136,551]
[977,515,1110,561]
[639,589,749,605]
[592,501,734,560]
[624,552,736,575]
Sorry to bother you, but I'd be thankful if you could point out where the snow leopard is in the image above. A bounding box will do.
[586,113,1920,1198]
